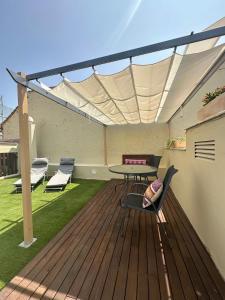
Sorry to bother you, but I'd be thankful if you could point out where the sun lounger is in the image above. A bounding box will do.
[14,158,48,192]
[45,158,75,191]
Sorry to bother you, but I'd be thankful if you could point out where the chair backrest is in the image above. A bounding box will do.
[59,158,75,174]
[31,158,48,174]
[150,155,162,168]
[154,165,178,211]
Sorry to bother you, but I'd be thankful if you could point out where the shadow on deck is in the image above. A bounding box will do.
[0,179,225,300]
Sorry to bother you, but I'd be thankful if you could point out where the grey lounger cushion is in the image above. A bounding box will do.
[14,158,48,187]
[46,158,75,188]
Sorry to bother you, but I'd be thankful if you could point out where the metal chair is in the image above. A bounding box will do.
[141,155,162,182]
[122,165,178,242]
[151,155,162,175]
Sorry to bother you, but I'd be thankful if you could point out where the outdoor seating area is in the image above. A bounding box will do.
[1,6,225,300]
[1,180,224,300]
[45,158,75,192]
[14,158,75,193]
[14,158,49,192]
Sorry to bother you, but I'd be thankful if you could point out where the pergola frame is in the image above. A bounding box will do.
[26,26,225,80]
[8,25,225,247]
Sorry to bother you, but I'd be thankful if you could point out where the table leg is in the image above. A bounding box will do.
[109,175,126,201]
[121,175,129,207]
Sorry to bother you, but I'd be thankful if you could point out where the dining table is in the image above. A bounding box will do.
[108,164,157,206]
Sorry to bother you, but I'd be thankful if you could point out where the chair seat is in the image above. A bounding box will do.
[46,172,71,187]
[14,173,44,187]
[125,193,156,213]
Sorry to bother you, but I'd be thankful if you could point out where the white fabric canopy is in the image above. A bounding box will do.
[41,18,225,125]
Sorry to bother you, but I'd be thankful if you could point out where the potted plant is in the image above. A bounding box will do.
[166,137,186,149]
[174,137,186,149]
[166,139,175,149]
[198,85,225,121]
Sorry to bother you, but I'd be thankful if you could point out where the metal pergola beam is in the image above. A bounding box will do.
[6,69,105,126]
[26,26,225,81]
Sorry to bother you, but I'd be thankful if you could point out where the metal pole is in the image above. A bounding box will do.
[26,26,225,81]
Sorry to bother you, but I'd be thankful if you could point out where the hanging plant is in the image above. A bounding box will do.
[198,85,225,121]
[166,137,186,149]
[202,86,225,106]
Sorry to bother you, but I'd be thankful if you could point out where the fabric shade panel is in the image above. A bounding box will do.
[42,18,225,125]
[158,43,225,123]
[184,17,225,54]
[49,56,173,125]
[48,44,224,125]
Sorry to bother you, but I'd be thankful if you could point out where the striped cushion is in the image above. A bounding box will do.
[125,159,147,165]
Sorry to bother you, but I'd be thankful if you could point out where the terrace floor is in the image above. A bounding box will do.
[1,179,225,300]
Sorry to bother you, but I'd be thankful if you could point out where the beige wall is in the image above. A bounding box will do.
[106,123,169,165]
[28,92,169,169]
[28,92,106,165]
[2,92,169,179]
[168,113,225,279]
[2,110,19,140]
[2,110,37,163]
[169,61,225,139]
[168,60,225,278]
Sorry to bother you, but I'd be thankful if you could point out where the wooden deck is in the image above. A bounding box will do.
[1,180,225,300]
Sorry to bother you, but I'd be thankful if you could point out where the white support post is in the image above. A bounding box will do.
[17,73,36,248]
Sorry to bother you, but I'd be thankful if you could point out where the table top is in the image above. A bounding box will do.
[108,164,157,176]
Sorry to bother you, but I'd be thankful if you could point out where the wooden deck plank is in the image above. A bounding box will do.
[112,209,135,300]
[146,214,161,300]
[164,200,208,299]
[137,212,148,300]
[167,191,223,299]
[152,215,170,299]
[125,211,139,300]
[169,189,225,298]
[2,182,108,297]
[86,207,125,300]
[67,203,121,299]
[100,209,129,300]
[77,204,125,299]
[158,223,186,300]
[0,181,224,300]
[7,182,116,300]
[2,181,113,300]
[40,183,122,300]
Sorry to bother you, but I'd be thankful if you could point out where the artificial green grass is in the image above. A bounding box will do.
[0,177,106,290]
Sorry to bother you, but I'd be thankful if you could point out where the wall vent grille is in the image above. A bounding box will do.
[194,140,215,161]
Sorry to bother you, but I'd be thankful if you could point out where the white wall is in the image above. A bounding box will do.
[168,59,225,279]
[168,116,225,279]
[28,92,169,173]
[2,92,169,179]
[28,92,106,165]
[169,61,225,139]
[106,123,169,165]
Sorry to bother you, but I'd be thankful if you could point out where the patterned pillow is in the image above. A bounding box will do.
[125,159,146,165]
[142,179,163,208]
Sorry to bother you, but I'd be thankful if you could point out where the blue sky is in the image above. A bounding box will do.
[0,0,225,109]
